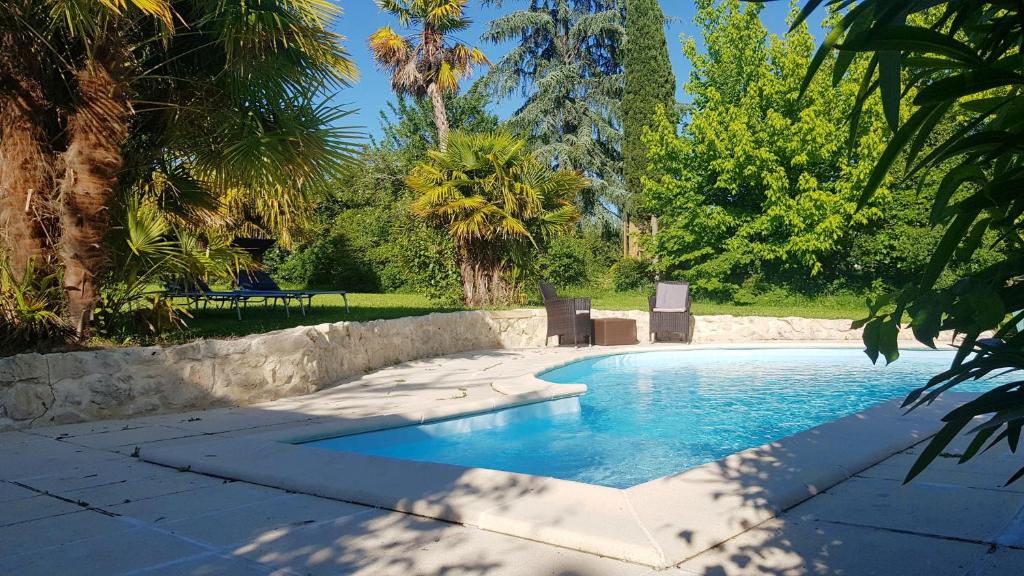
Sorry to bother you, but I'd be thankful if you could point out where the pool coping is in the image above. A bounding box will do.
[141,343,969,569]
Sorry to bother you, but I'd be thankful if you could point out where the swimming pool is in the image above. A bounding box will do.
[303,348,989,488]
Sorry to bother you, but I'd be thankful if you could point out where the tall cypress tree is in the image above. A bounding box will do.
[622,0,675,249]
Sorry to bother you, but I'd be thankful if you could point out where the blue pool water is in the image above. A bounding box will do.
[303,348,991,488]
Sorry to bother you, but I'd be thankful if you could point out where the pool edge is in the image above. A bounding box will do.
[140,387,976,569]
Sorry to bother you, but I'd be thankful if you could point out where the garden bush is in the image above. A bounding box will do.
[539,236,592,287]
[610,257,652,292]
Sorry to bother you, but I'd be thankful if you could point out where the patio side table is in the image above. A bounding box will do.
[593,318,638,346]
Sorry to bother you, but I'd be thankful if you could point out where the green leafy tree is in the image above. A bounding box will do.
[643,0,889,299]
[794,0,1024,483]
[622,0,675,211]
[481,0,625,221]
[369,0,489,151]
[409,130,587,305]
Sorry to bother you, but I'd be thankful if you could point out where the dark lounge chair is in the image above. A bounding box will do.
[540,282,592,346]
[164,277,250,320]
[235,269,349,316]
[649,280,693,343]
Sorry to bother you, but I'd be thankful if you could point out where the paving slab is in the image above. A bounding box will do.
[882,445,1024,481]
[0,480,38,502]
[141,407,319,435]
[1,494,85,527]
[233,509,651,576]
[0,525,207,576]
[20,458,180,493]
[858,460,1024,493]
[674,517,988,576]
[141,436,558,525]
[963,547,1024,576]
[158,493,370,548]
[127,553,279,576]
[108,482,287,524]
[792,475,1024,544]
[61,425,205,450]
[0,431,52,446]
[58,470,225,507]
[0,444,126,481]
[477,479,662,566]
[29,419,160,439]
[0,510,135,559]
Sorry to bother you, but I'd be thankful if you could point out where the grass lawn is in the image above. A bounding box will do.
[169,292,462,342]
[139,290,868,345]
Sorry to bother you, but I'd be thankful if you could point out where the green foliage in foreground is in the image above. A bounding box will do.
[796,0,1023,484]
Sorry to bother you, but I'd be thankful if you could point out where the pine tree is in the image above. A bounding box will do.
[481,0,625,223]
[621,0,675,254]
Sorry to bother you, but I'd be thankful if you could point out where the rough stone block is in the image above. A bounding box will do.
[0,353,48,386]
[2,382,53,421]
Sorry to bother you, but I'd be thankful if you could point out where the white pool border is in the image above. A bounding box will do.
[142,342,967,569]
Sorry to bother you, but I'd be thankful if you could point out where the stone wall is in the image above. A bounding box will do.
[488,309,885,348]
[0,309,945,430]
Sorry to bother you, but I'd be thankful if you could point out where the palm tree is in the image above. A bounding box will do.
[0,1,64,282]
[0,0,359,335]
[369,0,488,151]
[409,130,586,305]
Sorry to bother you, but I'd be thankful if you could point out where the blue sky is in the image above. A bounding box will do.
[330,1,825,139]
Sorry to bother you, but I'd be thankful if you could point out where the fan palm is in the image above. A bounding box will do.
[409,130,586,305]
[369,0,489,151]
[0,0,359,335]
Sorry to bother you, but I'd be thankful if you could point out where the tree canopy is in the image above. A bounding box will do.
[0,0,359,336]
[643,0,890,299]
[622,0,676,200]
[481,0,626,222]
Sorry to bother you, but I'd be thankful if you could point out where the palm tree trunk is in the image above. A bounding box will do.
[0,96,53,281]
[458,241,477,305]
[426,82,450,152]
[59,59,129,335]
[457,244,511,307]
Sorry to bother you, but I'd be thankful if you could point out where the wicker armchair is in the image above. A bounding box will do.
[649,281,693,343]
[540,283,592,346]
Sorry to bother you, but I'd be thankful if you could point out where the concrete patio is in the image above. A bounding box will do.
[2,345,1023,575]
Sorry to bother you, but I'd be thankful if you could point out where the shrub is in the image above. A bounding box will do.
[540,236,591,287]
[265,202,464,304]
[0,258,72,354]
[408,130,585,306]
[610,257,651,292]
[398,226,464,306]
[268,215,383,292]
